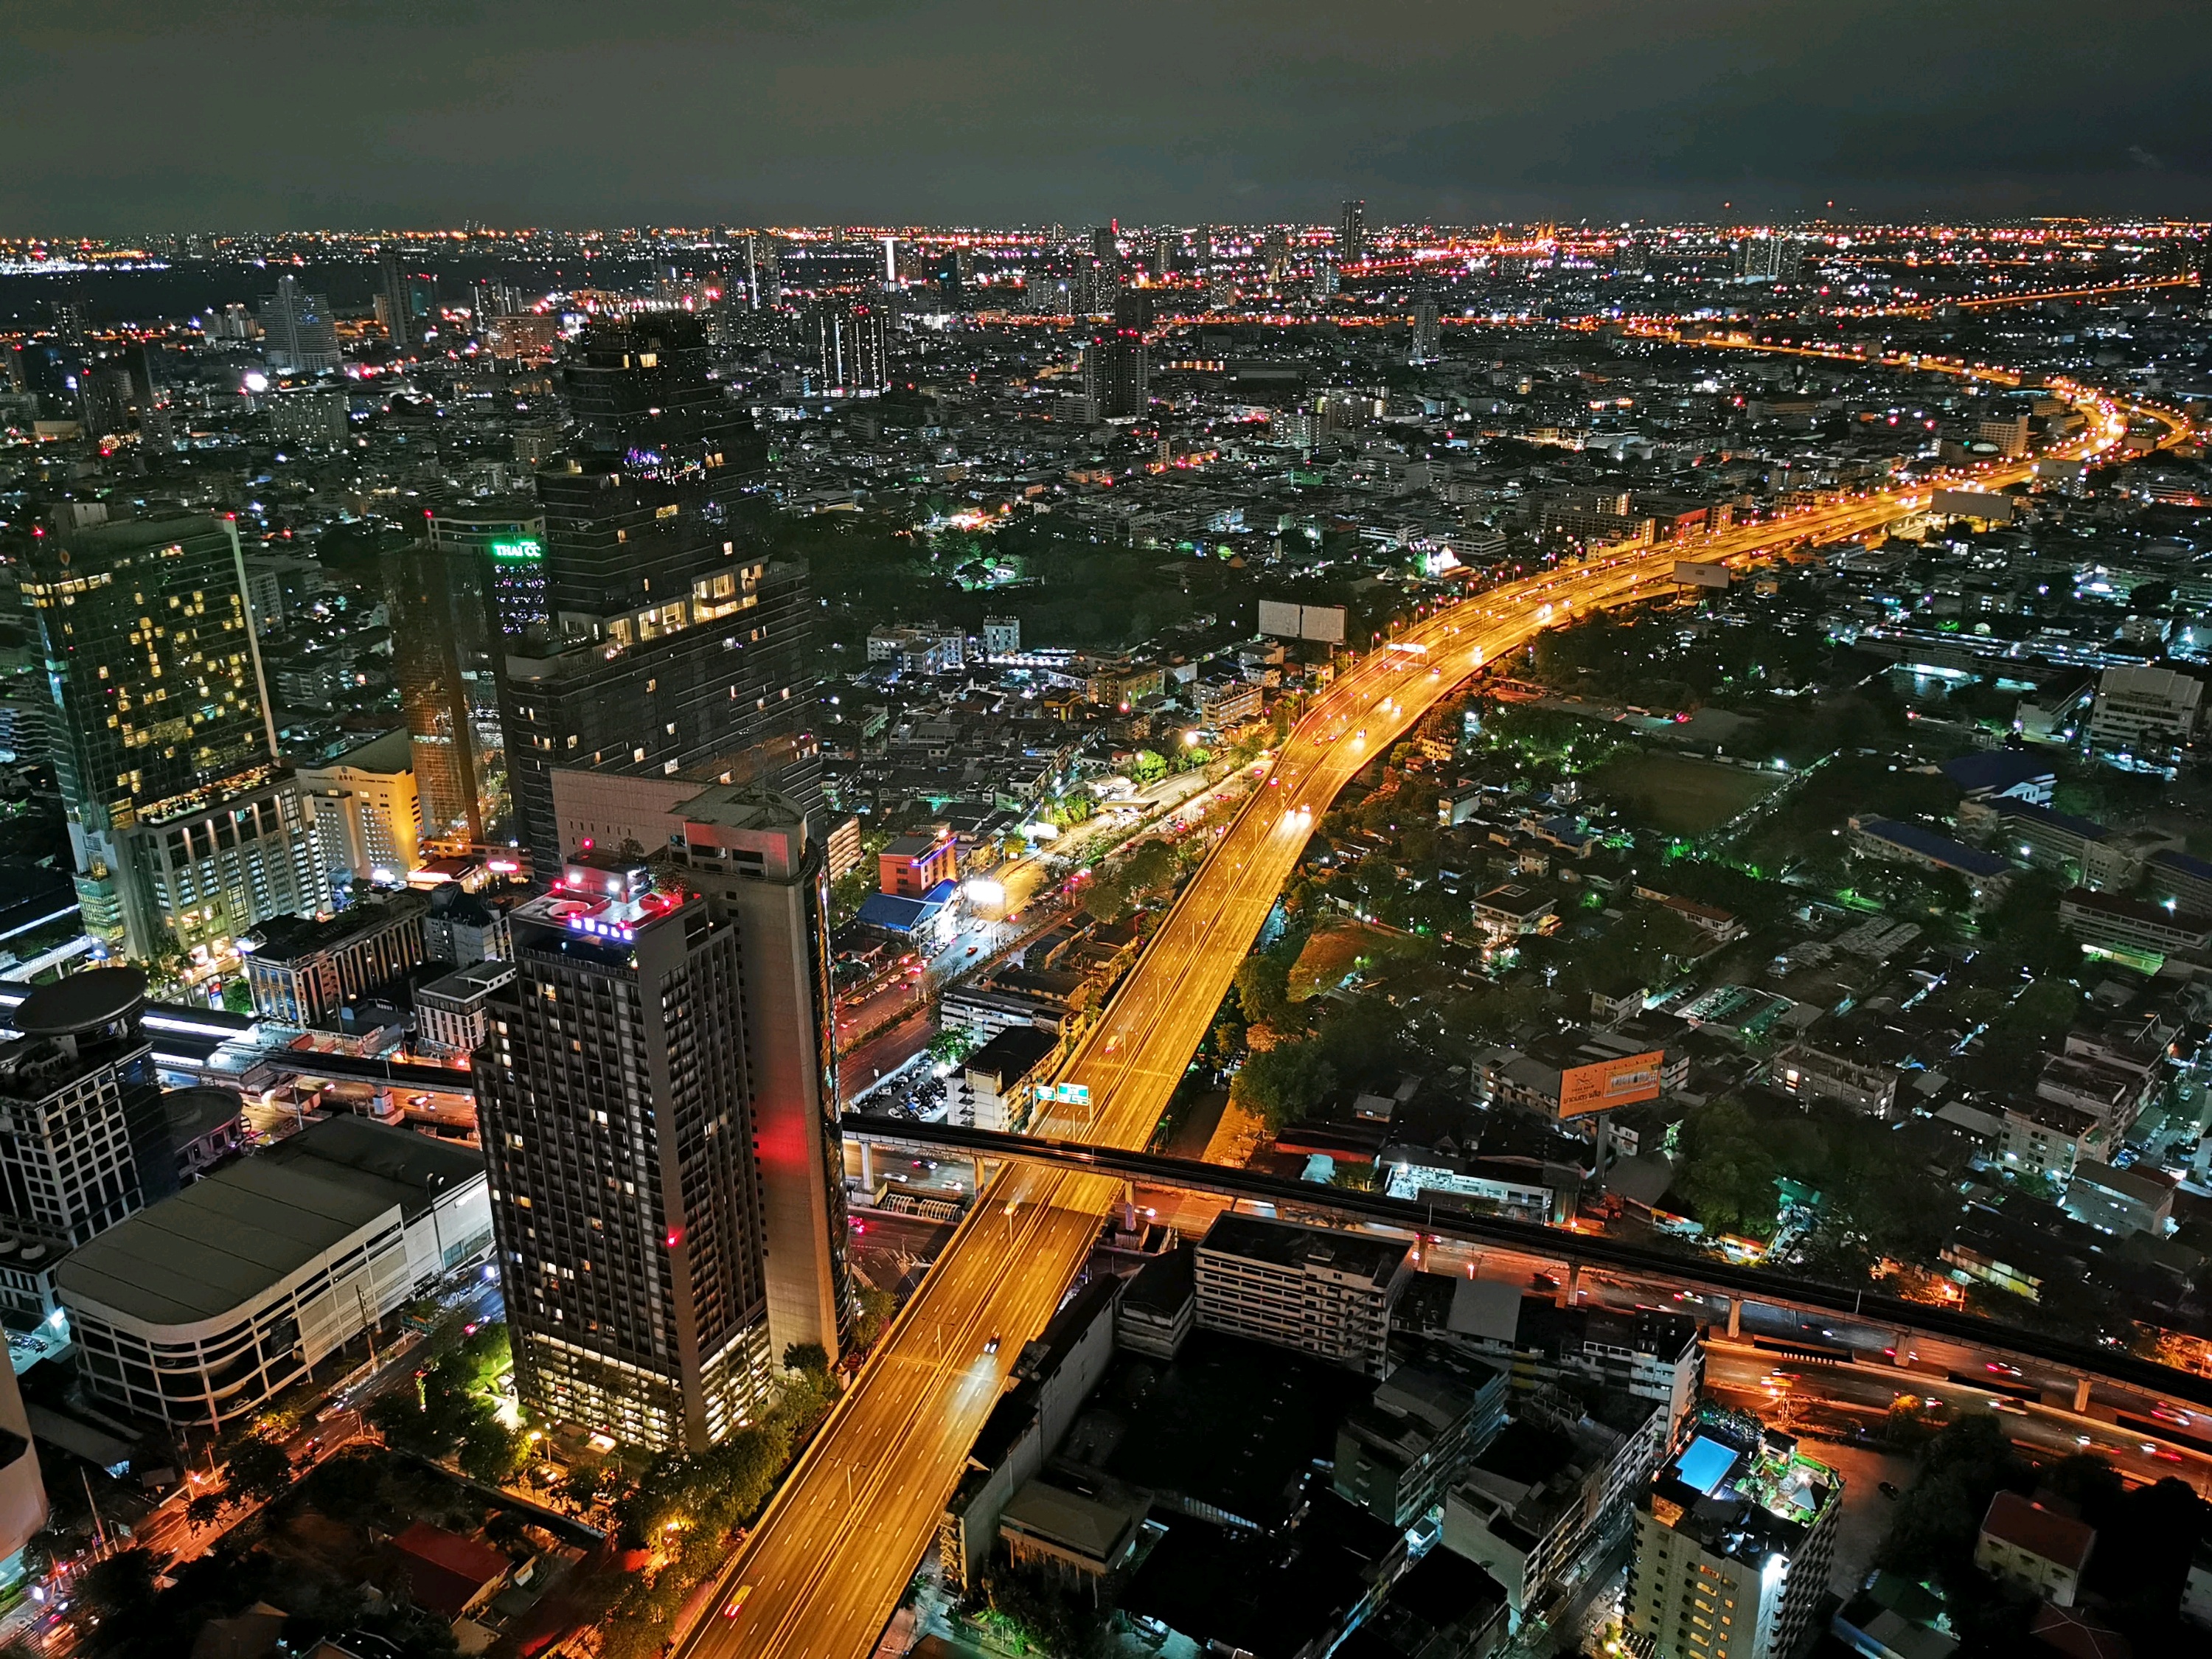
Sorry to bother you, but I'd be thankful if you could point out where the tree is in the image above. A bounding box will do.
[782,1342,830,1375]
[1229,1040,1336,1132]
[1232,953,1292,1028]
[223,1433,294,1503]
[852,1285,897,1351]
[1674,1099,1780,1239]
[74,1549,159,1652]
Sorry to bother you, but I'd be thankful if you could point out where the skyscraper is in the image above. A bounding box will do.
[1340,198,1368,265]
[1411,299,1441,364]
[258,275,341,374]
[1091,225,1121,271]
[1624,1413,1840,1659]
[805,300,890,392]
[475,848,777,1450]
[1262,228,1291,285]
[22,509,321,961]
[498,316,815,858]
[1083,328,1149,420]
[387,540,495,845]
[378,245,416,350]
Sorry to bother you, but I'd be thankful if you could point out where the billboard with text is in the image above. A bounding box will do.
[1558,1051,1665,1118]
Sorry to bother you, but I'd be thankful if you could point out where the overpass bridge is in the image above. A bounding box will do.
[841,1115,2212,1414]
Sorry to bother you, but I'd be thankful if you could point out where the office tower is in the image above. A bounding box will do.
[1624,1413,1840,1659]
[1340,198,1367,265]
[432,498,549,645]
[378,245,416,349]
[1262,228,1291,285]
[0,967,171,1249]
[476,849,776,1450]
[47,296,87,347]
[1311,258,1339,301]
[389,541,494,844]
[21,509,321,961]
[1411,299,1441,364]
[499,316,814,858]
[804,301,890,392]
[881,235,898,285]
[258,275,341,374]
[1196,224,1214,266]
[1082,328,1149,420]
[666,785,850,1363]
[1151,230,1176,276]
[744,235,782,309]
[1091,226,1121,271]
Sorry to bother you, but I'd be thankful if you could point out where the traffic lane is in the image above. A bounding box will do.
[1706,1343,2212,1498]
[838,1008,935,1103]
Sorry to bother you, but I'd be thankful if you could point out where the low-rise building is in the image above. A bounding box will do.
[243,891,430,1027]
[1974,1491,2094,1607]
[2062,1159,2175,1237]
[2058,887,2212,964]
[1194,1212,1410,1376]
[950,1024,1057,1134]
[878,825,957,898]
[1115,1242,1194,1359]
[414,961,518,1060]
[57,1118,492,1427]
[1442,1386,1660,1627]
[1475,883,1560,944]
[1997,1098,2109,1184]
[1773,1042,1899,1118]
[1334,1352,1509,1528]
[2087,662,2201,768]
[1848,816,2011,902]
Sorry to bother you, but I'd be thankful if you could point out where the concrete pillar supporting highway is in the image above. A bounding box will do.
[1567,1263,1583,1301]
[973,1154,987,1191]
[858,1140,873,1189]
[371,1085,392,1119]
[1726,1297,1742,1340]
[2074,1377,2091,1415]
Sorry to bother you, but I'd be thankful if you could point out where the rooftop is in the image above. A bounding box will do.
[1981,1490,2096,1573]
[1197,1211,1409,1289]
[58,1118,482,1329]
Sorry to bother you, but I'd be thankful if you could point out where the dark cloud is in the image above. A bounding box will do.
[1,0,2208,229]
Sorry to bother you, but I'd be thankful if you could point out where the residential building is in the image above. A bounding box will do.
[1193,1212,1411,1375]
[2146,848,2212,917]
[2062,1159,2175,1237]
[1997,1098,2107,1183]
[982,616,1020,658]
[421,883,511,967]
[1411,300,1441,364]
[0,1360,45,1586]
[386,535,501,844]
[951,1024,1057,1134]
[1475,883,1560,943]
[664,784,852,1365]
[241,892,430,1029]
[21,509,321,960]
[496,316,815,859]
[412,961,517,1059]
[804,301,890,393]
[2087,663,2201,768]
[1442,1385,1661,1626]
[0,968,170,1250]
[1340,199,1367,265]
[295,728,422,887]
[1974,1492,2093,1607]
[1335,1352,1509,1527]
[474,849,778,1450]
[259,275,341,373]
[1964,798,2167,891]
[1082,329,1149,420]
[1773,1042,1899,1117]
[1624,1415,1841,1659]
[57,1117,490,1428]
[880,826,957,897]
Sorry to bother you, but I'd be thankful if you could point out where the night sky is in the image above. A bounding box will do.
[4,0,2209,232]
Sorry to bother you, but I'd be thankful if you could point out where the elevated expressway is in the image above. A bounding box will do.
[683,371,2183,1659]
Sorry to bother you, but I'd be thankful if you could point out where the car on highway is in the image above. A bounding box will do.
[984,1333,1001,1354]
[723,1586,752,1618]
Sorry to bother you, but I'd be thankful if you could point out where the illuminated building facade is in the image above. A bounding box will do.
[475,849,777,1450]
[498,317,817,856]
[22,509,319,961]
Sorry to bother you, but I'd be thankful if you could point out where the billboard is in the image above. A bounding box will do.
[1258,599,1349,644]
[1558,1051,1665,1118]
[1931,489,2016,524]
[1673,560,1733,589]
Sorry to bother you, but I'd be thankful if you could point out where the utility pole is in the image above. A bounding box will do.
[355,1284,379,1368]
